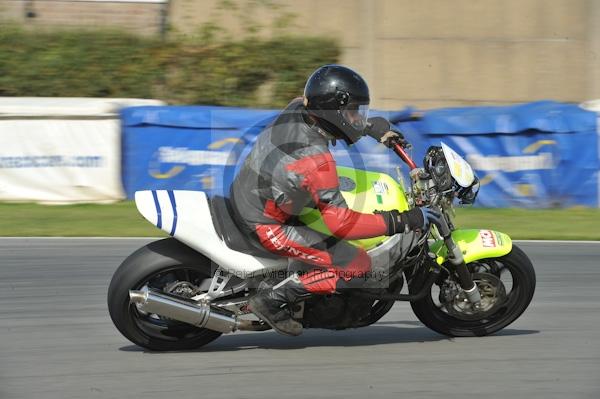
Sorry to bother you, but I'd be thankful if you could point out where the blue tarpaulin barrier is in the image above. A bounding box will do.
[121,106,278,198]
[121,101,599,207]
[120,105,413,198]
[396,101,599,207]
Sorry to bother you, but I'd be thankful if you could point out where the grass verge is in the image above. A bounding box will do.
[0,202,599,240]
[0,202,163,237]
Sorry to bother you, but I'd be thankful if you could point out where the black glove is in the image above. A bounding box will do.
[378,207,443,235]
[365,117,406,148]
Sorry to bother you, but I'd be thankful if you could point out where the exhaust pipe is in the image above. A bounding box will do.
[129,287,238,333]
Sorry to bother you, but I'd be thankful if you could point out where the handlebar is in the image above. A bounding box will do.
[392,142,417,170]
[388,137,479,300]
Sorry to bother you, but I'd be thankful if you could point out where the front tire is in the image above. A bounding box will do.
[107,238,222,351]
[411,244,535,337]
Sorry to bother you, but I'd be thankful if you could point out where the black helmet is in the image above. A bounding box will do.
[304,65,370,144]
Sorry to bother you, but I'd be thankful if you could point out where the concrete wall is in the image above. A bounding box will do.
[169,0,598,109]
[2,0,598,109]
[372,0,590,109]
[0,0,165,36]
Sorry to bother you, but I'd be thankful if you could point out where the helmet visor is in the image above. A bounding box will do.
[341,103,369,131]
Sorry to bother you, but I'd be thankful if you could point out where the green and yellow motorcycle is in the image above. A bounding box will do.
[107,141,536,351]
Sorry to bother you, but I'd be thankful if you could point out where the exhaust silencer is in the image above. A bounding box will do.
[129,287,238,333]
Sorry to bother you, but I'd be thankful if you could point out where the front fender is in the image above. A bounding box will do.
[430,229,513,265]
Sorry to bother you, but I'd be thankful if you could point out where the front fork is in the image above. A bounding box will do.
[434,211,482,308]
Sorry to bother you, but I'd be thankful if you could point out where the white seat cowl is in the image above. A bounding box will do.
[134,190,288,276]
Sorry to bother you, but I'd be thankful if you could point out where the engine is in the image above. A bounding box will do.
[302,290,389,330]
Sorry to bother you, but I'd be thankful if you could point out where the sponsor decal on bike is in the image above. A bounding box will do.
[480,229,497,248]
[372,180,389,204]
[495,231,504,246]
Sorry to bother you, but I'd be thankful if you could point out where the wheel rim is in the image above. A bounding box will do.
[429,257,524,328]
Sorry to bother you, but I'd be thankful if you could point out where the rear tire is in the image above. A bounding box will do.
[410,245,535,337]
[107,238,222,351]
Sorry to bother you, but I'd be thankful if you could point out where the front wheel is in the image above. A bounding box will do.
[410,244,535,337]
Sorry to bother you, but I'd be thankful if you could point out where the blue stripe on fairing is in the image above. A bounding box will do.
[168,190,178,236]
[152,190,162,229]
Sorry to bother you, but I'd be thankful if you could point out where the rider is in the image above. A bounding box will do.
[230,65,441,336]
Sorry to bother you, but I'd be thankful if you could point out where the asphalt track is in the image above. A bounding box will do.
[0,239,598,399]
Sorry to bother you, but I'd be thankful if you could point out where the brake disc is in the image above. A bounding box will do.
[443,272,507,321]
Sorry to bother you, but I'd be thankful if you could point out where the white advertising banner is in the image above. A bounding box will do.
[0,97,163,203]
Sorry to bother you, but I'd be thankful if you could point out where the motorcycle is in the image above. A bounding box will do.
[108,141,536,351]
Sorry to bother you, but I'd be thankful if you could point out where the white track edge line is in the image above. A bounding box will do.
[0,237,599,244]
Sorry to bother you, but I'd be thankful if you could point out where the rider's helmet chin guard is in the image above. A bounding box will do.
[303,64,370,145]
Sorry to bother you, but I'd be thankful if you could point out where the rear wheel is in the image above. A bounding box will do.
[410,245,535,337]
[107,238,223,351]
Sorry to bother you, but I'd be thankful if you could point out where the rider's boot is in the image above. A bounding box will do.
[248,274,312,336]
